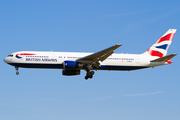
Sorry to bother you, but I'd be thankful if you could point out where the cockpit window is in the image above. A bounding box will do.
[8,54,13,57]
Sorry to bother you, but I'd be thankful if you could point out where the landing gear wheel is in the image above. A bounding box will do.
[16,71,19,75]
[89,75,93,79]
[85,76,88,80]
[84,72,94,80]
[84,66,95,80]
[15,66,19,75]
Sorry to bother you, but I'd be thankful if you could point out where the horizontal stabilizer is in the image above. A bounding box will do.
[151,54,177,62]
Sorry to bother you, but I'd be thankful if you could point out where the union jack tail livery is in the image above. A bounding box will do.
[144,29,176,57]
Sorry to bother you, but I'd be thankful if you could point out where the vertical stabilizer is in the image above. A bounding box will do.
[143,29,177,57]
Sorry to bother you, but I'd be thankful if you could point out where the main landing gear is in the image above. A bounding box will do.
[85,71,95,80]
[84,64,96,80]
[15,66,19,75]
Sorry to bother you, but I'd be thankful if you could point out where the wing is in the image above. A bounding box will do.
[77,44,122,68]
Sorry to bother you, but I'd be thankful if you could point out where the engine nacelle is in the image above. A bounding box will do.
[62,69,80,76]
[63,61,83,69]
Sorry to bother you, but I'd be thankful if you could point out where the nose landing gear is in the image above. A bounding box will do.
[15,66,19,75]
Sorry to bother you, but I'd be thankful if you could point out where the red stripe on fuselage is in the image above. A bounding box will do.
[19,53,36,55]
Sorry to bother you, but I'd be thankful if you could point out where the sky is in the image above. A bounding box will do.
[1,0,180,120]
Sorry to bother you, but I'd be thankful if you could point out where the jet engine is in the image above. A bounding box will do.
[62,69,80,76]
[63,61,83,69]
[62,61,83,76]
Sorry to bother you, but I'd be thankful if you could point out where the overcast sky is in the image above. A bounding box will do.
[1,0,180,120]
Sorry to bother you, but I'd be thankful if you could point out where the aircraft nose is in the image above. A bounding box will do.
[4,57,8,63]
[4,57,11,63]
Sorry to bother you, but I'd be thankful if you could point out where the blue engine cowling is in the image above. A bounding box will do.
[63,61,83,69]
[62,69,80,76]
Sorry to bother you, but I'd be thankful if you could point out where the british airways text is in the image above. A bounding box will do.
[26,58,57,62]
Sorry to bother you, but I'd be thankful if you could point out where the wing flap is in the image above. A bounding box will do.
[99,51,114,62]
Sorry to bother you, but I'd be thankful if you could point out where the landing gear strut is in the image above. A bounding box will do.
[15,66,19,75]
[85,71,95,80]
[84,64,96,80]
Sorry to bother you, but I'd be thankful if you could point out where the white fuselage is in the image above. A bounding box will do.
[3,29,176,79]
[4,51,168,71]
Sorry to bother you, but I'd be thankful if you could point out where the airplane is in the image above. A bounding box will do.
[4,29,177,80]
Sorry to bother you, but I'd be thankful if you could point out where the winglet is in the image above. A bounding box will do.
[112,44,122,49]
[115,44,122,47]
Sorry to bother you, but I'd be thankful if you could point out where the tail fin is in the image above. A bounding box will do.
[143,29,177,57]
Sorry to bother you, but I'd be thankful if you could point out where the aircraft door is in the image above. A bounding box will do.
[52,54,57,58]
[136,56,140,64]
